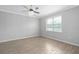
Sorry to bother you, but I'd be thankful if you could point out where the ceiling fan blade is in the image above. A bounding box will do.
[33,11,39,14]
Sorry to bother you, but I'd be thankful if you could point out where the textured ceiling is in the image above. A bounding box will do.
[0,5,78,18]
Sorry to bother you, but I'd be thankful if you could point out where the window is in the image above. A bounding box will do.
[46,16,62,32]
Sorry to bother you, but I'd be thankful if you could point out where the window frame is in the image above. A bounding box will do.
[46,16,62,32]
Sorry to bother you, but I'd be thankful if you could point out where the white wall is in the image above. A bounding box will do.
[0,11,39,42]
[40,6,79,46]
[0,6,79,46]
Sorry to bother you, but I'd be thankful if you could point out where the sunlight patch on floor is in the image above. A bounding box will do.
[45,43,63,54]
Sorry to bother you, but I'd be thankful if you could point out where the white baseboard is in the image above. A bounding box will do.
[1,34,79,47]
[42,35,79,47]
[0,35,39,43]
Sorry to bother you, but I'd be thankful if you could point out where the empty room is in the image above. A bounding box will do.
[0,5,79,54]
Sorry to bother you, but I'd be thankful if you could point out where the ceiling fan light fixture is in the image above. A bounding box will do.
[23,5,40,16]
[28,11,34,16]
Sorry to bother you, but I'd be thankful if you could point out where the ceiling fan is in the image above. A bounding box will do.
[23,5,40,16]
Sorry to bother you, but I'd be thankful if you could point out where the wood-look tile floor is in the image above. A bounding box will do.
[0,37,79,54]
